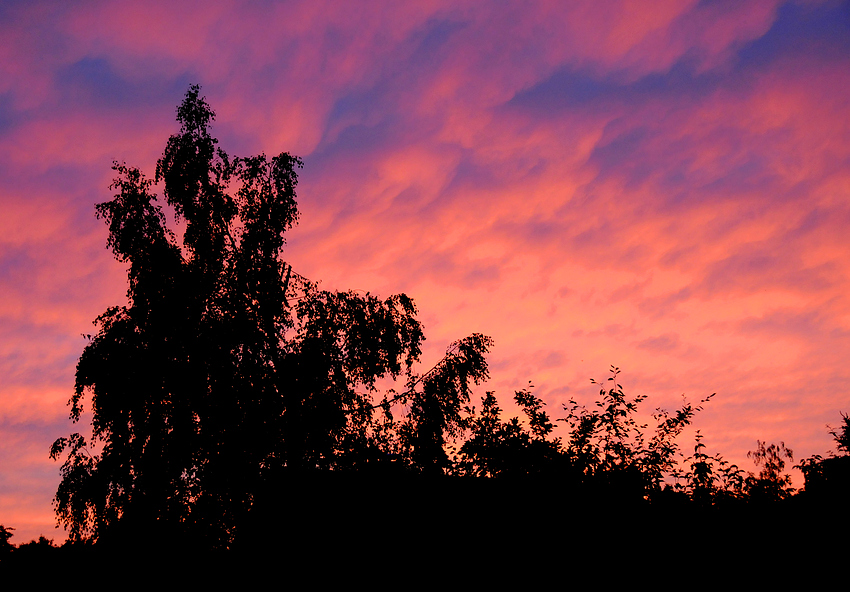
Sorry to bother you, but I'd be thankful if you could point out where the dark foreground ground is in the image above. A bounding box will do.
[2,476,846,581]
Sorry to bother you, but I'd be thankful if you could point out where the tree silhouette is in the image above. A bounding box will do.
[797,412,850,500]
[51,86,491,548]
[744,440,795,502]
[0,525,13,560]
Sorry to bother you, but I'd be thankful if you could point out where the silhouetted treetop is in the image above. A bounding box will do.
[744,441,795,502]
[51,85,490,547]
[830,412,850,455]
[797,412,850,500]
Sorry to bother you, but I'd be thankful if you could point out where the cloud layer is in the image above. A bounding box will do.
[2,0,849,541]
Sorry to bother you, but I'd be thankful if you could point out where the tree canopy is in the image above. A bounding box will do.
[51,86,492,547]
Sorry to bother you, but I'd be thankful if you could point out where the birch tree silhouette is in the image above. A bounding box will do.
[51,86,491,548]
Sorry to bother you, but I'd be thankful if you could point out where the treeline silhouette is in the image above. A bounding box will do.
[5,87,846,563]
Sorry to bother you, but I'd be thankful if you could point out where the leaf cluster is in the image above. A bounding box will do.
[744,441,795,502]
[455,385,564,479]
[558,367,714,499]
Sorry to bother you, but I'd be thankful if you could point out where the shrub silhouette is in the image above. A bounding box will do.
[797,412,850,500]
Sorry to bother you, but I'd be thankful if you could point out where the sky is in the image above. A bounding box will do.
[1,0,849,542]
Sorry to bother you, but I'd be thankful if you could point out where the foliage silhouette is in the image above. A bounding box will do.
[558,366,712,501]
[0,525,13,559]
[797,412,850,500]
[674,431,744,506]
[455,385,565,479]
[744,440,795,502]
[829,412,850,454]
[51,85,492,548]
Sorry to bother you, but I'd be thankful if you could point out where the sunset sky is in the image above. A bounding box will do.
[2,0,849,542]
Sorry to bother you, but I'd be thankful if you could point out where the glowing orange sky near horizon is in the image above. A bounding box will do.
[1,0,849,543]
